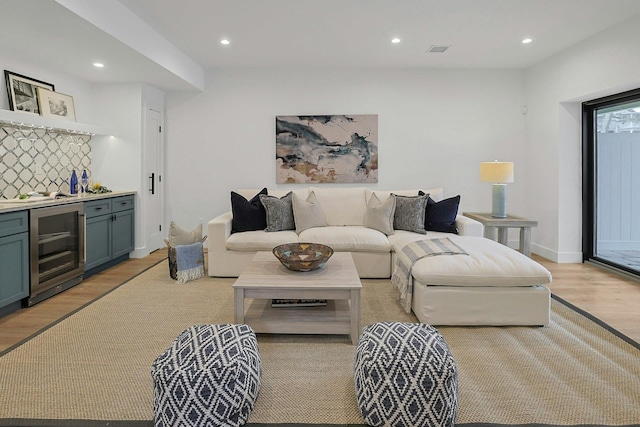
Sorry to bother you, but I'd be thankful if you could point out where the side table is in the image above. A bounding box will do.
[462,212,537,257]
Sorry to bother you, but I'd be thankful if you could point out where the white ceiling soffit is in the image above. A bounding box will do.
[55,0,204,90]
[0,0,202,91]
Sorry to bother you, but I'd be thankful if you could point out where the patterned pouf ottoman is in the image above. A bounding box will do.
[151,324,261,427]
[354,322,458,427]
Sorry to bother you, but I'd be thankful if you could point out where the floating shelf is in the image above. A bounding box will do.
[0,109,113,136]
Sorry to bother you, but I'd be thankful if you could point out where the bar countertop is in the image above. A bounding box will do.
[0,191,136,214]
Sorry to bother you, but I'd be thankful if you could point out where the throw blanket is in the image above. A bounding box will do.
[391,238,469,312]
[175,242,205,284]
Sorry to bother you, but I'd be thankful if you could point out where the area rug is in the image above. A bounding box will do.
[0,260,639,427]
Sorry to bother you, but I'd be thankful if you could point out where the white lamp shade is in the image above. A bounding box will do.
[480,161,514,183]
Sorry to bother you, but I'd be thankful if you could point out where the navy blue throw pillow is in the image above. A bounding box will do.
[231,188,268,233]
[425,195,460,234]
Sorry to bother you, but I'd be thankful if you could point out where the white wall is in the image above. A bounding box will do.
[90,83,147,257]
[165,68,526,236]
[524,13,640,262]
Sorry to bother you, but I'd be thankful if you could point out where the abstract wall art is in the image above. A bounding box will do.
[275,115,378,183]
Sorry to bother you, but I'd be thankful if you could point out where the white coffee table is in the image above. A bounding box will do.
[233,251,362,344]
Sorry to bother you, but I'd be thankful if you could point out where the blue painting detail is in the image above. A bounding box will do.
[276,115,378,183]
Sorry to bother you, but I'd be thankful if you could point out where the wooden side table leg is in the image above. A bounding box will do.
[497,227,509,246]
[350,289,361,345]
[521,227,532,257]
[484,225,496,241]
[234,288,245,324]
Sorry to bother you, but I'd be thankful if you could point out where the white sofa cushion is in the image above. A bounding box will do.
[226,230,299,251]
[365,193,396,235]
[292,191,328,233]
[299,226,390,252]
[408,236,552,287]
[310,187,367,226]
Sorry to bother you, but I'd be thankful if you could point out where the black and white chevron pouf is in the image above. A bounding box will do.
[354,322,458,427]
[151,324,261,427]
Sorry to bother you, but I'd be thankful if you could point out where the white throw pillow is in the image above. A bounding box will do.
[292,191,328,234]
[365,193,396,235]
[309,187,367,226]
[166,221,202,246]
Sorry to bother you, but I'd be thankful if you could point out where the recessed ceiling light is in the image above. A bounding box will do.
[391,38,401,44]
[93,62,104,68]
[522,38,533,44]
[220,39,230,45]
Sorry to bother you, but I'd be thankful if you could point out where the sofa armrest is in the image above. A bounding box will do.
[456,215,483,237]
[207,211,233,252]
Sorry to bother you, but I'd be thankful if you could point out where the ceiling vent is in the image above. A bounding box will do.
[428,45,450,53]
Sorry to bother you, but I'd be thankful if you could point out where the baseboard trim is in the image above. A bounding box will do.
[530,242,582,263]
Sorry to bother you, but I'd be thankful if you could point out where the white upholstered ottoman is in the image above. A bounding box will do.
[397,236,552,326]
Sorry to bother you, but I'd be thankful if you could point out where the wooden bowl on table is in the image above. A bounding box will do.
[272,242,334,272]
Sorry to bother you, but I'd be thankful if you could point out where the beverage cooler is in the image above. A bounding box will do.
[27,203,85,306]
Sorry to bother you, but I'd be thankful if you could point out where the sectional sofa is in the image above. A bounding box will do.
[207,187,552,325]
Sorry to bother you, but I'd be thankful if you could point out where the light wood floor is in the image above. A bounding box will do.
[536,255,640,343]
[0,251,638,353]
[0,250,167,353]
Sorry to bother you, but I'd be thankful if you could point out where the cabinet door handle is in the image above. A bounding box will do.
[80,213,86,265]
[149,173,155,195]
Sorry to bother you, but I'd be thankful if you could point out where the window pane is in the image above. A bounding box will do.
[594,101,640,272]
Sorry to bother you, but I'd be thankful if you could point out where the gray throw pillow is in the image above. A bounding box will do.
[365,193,396,235]
[392,193,428,234]
[292,191,328,234]
[259,192,295,232]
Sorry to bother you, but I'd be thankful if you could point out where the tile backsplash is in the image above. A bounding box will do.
[0,126,91,199]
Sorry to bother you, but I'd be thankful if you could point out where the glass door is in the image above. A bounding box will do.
[583,89,640,275]
[29,203,85,304]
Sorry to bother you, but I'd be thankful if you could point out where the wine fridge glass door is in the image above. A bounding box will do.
[29,203,85,305]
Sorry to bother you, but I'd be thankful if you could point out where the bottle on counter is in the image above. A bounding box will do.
[70,170,78,195]
[81,169,88,193]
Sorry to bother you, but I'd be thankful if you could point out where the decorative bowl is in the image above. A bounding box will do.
[272,242,334,272]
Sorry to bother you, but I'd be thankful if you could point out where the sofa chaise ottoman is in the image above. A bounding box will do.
[393,235,552,326]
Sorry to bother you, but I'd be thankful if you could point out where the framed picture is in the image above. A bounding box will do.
[276,114,378,183]
[4,70,55,115]
[36,87,76,122]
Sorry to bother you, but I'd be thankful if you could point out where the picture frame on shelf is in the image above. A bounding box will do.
[4,70,55,115]
[36,87,76,122]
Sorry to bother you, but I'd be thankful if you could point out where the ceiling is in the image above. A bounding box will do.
[2,0,640,91]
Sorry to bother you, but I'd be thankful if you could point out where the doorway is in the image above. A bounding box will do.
[583,89,640,275]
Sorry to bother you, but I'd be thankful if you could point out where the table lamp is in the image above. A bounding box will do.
[480,161,514,218]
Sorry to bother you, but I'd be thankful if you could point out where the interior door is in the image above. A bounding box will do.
[145,108,164,252]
